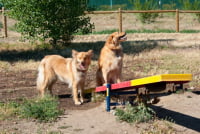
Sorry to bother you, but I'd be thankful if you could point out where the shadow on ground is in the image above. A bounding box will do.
[152,105,200,133]
[0,39,174,62]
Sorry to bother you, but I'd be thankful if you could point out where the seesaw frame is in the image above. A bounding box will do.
[95,74,192,111]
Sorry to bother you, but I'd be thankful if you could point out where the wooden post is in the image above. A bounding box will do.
[176,9,179,32]
[2,7,8,37]
[118,8,122,32]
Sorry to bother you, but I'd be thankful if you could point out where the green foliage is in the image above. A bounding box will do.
[115,103,155,123]
[0,22,2,28]
[92,29,118,34]
[20,95,63,122]
[2,0,94,44]
[179,0,200,22]
[0,95,63,122]
[99,4,128,11]
[129,0,159,23]
[162,2,176,10]
[0,101,21,120]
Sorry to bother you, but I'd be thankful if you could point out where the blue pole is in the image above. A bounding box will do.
[106,84,111,112]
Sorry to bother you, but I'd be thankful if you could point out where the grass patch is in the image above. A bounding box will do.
[77,29,200,35]
[0,101,21,120]
[180,29,200,33]
[0,22,2,29]
[126,29,176,33]
[0,95,63,122]
[115,103,155,123]
[20,95,63,122]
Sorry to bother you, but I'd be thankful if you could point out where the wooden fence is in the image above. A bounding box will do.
[0,7,8,37]
[1,8,200,38]
[85,8,200,33]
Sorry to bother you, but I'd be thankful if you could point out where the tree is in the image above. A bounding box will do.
[129,0,159,24]
[2,0,94,45]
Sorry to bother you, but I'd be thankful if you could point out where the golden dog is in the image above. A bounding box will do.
[36,49,93,105]
[96,32,127,86]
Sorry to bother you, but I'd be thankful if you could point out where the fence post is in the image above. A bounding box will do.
[176,9,179,32]
[2,7,8,37]
[118,8,122,32]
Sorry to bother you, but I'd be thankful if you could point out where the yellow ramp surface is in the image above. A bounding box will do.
[131,74,192,87]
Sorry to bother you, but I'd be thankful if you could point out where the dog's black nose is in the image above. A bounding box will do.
[81,62,85,66]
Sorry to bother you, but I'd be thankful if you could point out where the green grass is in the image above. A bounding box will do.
[0,101,21,120]
[115,103,155,123]
[0,95,63,122]
[75,29,200,35]
[0,22,2,29]
[126,29,176,33]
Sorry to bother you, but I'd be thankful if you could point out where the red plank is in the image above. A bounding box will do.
[95,81,131,92]
[95,86,106,92]
[111,81,131,90]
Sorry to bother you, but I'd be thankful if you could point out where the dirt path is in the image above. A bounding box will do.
[1,92,200,134]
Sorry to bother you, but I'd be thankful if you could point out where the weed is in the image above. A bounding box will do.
[73,128,84,132]
[91,92,106,102]
[58,126,72,129]
[141,119,177,134]
[0,95,63,122]
[47,131,62,134]
[0,101,20,120]
[115,103,155,123]
[20,95,63,122]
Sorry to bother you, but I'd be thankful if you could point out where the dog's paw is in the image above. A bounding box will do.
[80,99,84,103]
[75,101,82,105]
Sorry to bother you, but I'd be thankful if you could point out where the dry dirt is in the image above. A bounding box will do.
[1,33,200,134]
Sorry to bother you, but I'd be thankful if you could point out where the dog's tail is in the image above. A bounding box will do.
[36,58,46,92]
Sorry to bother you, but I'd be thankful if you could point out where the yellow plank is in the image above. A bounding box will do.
[131,74,192,87]
[160,74,192,81]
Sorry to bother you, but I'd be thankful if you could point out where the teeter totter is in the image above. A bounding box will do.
[85,74,192,112]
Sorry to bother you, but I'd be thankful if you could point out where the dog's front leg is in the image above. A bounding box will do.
[73,82,81,105]
[102,70,109,85]
[116,74,122,83]
[80,83,84,104]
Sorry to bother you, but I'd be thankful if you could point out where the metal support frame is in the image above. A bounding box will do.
[106,84,111,112]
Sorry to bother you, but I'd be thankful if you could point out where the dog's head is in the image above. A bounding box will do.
[72,49,93,71]
[106,32,127,49]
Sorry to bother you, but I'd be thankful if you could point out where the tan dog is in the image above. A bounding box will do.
[96,32,127,86]
[36,50,93,105]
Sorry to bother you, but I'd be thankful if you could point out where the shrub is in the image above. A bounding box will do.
[99,4,128,11]
[179,0,200,22]
[2,0,94,45]
[129,0,159,23]
[115,103,155,123]
[20,95,63,122]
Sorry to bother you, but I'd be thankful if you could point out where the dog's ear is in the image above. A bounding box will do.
[111,32,118,44]
[87,49,93,57]
[72,49,78,58]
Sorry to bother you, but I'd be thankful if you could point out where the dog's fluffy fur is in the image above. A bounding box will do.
[36,50,93,105]
[96,32,127,86]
